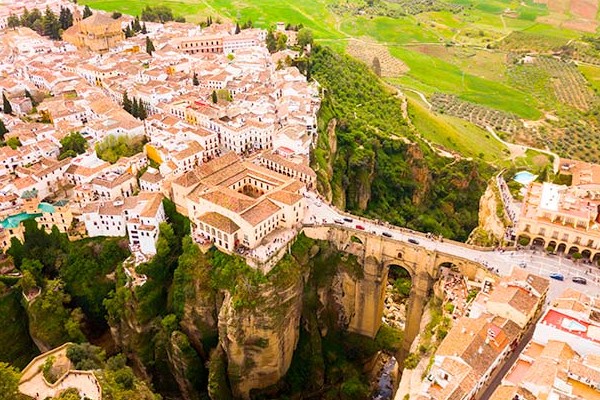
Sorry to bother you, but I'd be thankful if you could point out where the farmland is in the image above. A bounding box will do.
[80,0,600,163]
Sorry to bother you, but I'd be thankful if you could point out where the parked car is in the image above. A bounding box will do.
[382,232,392,238]
[519,261,527,268]
[408,238,419,245]
[572,276,587,285]
[314,201,322,207]
[343,217,353,223]
[355,225,365,230]
[549,272,564,281]
[334,218,344,225]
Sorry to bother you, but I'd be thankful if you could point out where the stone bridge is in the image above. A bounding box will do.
[303,225,488,355]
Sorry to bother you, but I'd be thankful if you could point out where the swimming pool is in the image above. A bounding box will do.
[0,203,55,229]
[513,171,537,185]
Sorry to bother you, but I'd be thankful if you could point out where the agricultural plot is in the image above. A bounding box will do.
[508,55,594,110]
[431,93,523,133]
[499,31,570,53]
[387,0,464,15]
[346,39,409,77]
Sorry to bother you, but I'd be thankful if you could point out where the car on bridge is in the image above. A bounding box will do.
[572,276,587,285]
[343,217,353,223]
[382,232,392,238]
[334,218,344,225]
[355,225,365,230]
[549,272,564,281]
[408,238,419,245]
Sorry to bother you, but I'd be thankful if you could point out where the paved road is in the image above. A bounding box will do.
[303,191,600,299]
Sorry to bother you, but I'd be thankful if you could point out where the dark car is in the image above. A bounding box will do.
[549,272,564,281]
[382,232,392,238]
[572,277,587,285]
[408,238,419,245]
[343,217,353,223]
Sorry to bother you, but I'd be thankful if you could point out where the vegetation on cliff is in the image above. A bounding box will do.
[0,285,39,369]
[310,46,492,241]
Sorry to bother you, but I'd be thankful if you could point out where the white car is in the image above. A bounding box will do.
[314,200,322,207]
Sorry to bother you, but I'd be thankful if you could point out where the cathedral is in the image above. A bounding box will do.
[62,9,124,53]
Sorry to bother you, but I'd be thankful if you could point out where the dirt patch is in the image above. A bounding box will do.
[571,0,598,19]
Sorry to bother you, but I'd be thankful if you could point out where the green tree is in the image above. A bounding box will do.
[211,90,218,104]
[122,92,132,114]
[131,97,139,118]
[0,362,20,400]
[145,36,155,55]
[276,33,288,51]
[2,93,12,115]
[266,29,276,53]
[60,131,87,158]
[141,22,147,34]
[43,6,60,39]
[7,14,20,29]
[138,99,147,120]
[0,119,8,141]
[6,137,21,149]
[83,5,92,19]
[124,25,133,38]
[59,6,73,30]
[297,28,313,48]
[235,22,241,34]
[24,89,37,107]
[133,16,142,32]
[112,11,122,19]
[20,269,37,294]
[192,72,199,86]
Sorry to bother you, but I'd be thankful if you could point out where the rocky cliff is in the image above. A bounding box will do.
[467,180,507,246]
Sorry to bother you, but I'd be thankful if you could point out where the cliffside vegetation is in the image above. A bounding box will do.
[310,46,492,241]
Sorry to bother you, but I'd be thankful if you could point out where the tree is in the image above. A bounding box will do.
[124,25,133,38]
[266,29,276,53]
[0,362,19,400]
[59,6,73,30]
[141,22,147,34]
[297,28,313,48]
[122,92,132,114]
[133,16,141,32]
[131,97,139,119]
[2,93,12,115]
[145,36,155,55]
[83,5,92,19]
[20,269,38,294]
[211,90,218,104]
[59,131,88,158]
[138,99,147,120]
[7,14,20,29]
[192,72,199,86]
[6,137,21,150]
[276,33,288,51]
[235,22,241,34]
[25,89,37,107]
[111,11,122,19]
[0,119,8,141]
[43,6,60,40]
[372,56,382,77]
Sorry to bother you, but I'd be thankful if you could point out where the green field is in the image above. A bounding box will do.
[407,95,509,162]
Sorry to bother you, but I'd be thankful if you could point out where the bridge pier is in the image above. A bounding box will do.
[400,268,434,362]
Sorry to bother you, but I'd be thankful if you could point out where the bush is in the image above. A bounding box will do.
[95,135,145,164]
[403,352,420,369]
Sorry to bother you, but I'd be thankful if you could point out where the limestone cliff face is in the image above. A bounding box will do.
[218,277,304,399]
[179,277,218,355]
[467,181,506,246]
[406,143,430,206]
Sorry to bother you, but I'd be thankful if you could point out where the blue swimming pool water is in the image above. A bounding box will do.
[513,171,537,185]
[0,203,56,229]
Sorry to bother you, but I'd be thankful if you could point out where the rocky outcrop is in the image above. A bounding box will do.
[218,278,304,399]
[406,143,430,206]
[468,181,506,246]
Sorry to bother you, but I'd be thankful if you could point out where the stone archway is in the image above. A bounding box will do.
[382,264,412,331]
[568,246,580,255]
[582,249,592,261]
[547,241,557,252]
[557,243,567,254]
[518,235,531,246]
[532,237,545,248]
